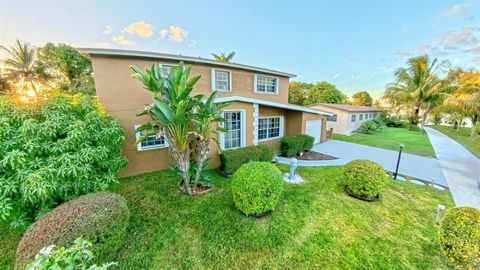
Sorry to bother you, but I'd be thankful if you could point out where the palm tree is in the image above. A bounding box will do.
[0,40,50,97]
[211,52,235,62]
[384,55,449,130]
[443,69,480,137]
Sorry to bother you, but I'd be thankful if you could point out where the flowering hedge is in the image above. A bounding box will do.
[0,94,127,229]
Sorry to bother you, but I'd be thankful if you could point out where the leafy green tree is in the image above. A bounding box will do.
[0,40,51,97]
[305,81,346,105]
[130,62,228,195]
[0,94,127,229]
[211,52,236,62]
[37,43,95,95]
[384,55,449,130]
[288,81,313,105]
[351,91,373,106]
[443,68,480,137]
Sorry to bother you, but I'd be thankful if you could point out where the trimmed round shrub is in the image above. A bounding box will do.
[15,192,130,270]
[231,162,284,216]
[439,207,480,269]
[344,159,386,198]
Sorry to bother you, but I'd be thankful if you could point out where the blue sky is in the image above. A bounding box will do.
[1,0,479,98]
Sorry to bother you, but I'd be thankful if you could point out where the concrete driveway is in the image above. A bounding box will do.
[312,140,448,186]
[276,139,448,187]
[425,127,480,208]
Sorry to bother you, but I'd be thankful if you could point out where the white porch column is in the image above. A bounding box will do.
[253,103,259,145]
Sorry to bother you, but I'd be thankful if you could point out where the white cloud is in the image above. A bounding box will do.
[332,73,343,79]
[395,49,412,58]
[417,43,431,53]
[102,25,112,35]
[94,42,111,48]
[468,46,480,54]
[159,25,189,42]
[438,27,478,48]
[443,4,470,17]
[124,21,154,38]
[112,35,134,45]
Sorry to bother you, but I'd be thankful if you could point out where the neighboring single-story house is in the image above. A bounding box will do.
[80,48,332,176]
[308,103,382,136]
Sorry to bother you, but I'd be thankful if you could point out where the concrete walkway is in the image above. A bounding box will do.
[425,127,480,208]
[276,139,448,187]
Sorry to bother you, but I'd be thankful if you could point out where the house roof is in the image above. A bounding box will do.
[308,103,382,112]
[214,96,333,116]
[78,48,296,78]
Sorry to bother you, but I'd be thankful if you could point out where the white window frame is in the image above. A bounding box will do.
[351,114,356,122]
[359,114,364,121]
[218,109,246,150]
[254,74,280,95]
[327,114,337,122]
[211,68,232,92]
[134,125,168,151]
[159,64,176,78]
[258,116,284,142]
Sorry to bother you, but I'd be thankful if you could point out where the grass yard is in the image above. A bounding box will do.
[0,165,454,269]
[333,127,436,157]
[431,125,480,158]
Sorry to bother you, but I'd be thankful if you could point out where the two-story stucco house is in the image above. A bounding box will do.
[308,103,382,136]
[80,48,332,176]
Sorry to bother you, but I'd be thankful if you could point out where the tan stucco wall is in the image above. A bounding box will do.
[113,101,252,177]
[90,55,290,112]
[89,54,327,176]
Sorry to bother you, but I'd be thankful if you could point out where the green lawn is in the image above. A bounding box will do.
[0,166,454,269]
[431,125,480,158]
[333,127,436,157]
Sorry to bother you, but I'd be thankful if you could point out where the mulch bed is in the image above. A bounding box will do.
[294,151,338,161]
[344,186,381,202]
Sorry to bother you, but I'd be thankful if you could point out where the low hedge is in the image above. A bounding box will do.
[439,207,480,269]
[280,134,315,157]
[344,160,386,198]
[220,145,275,175]
[15,192,130,270]
[231,162,284,216]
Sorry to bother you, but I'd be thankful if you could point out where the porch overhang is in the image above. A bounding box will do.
[214,96,333,116]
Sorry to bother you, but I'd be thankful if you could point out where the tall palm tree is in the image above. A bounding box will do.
[384,55,449,130]
[211,52,236,62]
[0,39,50,97]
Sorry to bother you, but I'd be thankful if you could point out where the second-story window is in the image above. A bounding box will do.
[255,75,279,94]
[161,64,174,78]
[212,69,231,91]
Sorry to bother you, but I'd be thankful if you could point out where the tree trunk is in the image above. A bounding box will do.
[420,108,430,131]
[193,139,210,189]
[471,115,478,137]
[171,147,192,195]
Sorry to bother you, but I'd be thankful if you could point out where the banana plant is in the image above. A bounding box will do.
[131,62,200,195]
[191,91,230,188]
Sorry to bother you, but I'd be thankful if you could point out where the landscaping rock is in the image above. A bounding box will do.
[410,179,425,185]
[392,175,406,181]
[432,184,447,191]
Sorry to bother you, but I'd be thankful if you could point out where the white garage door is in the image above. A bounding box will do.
[305,120,322,144]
